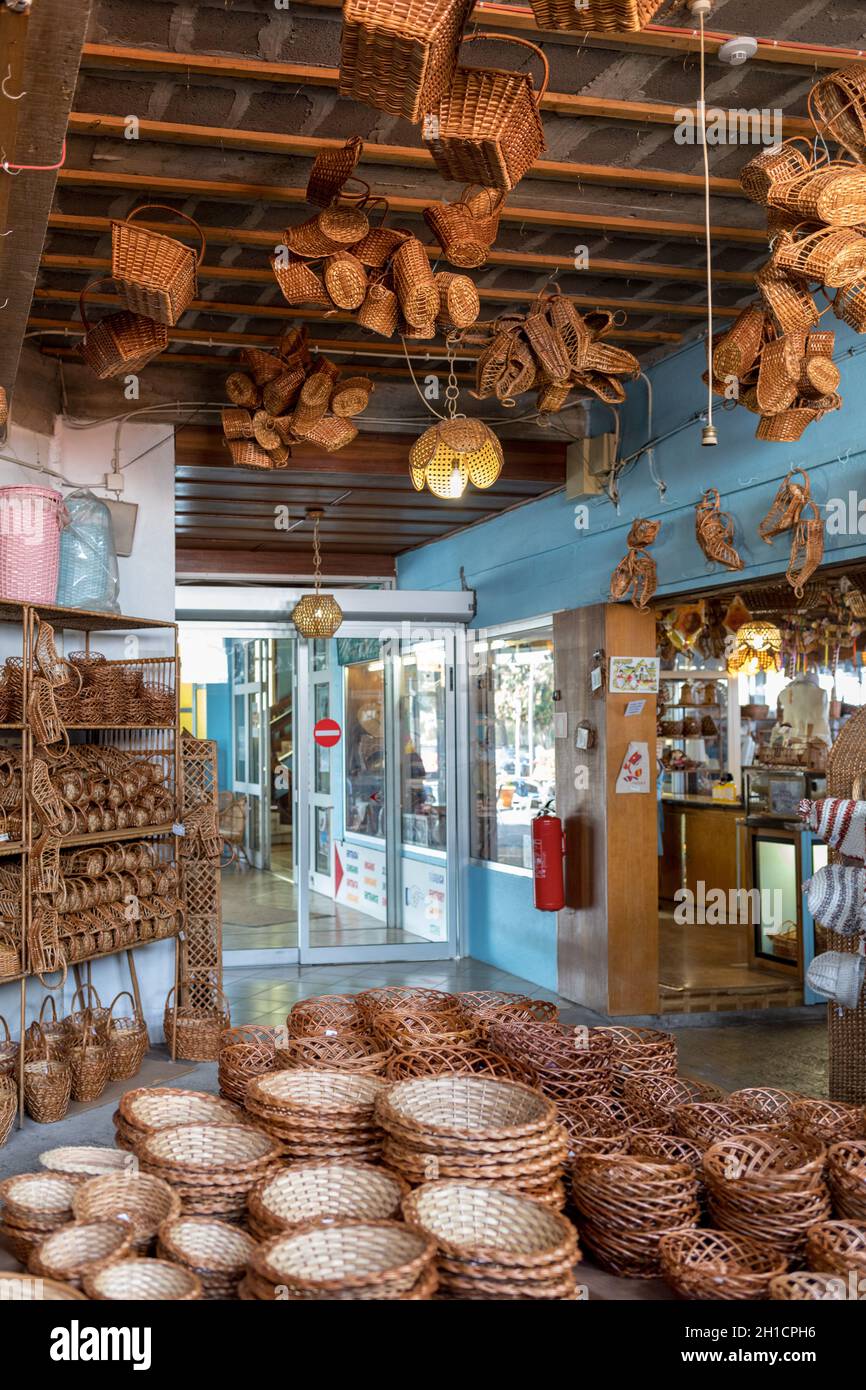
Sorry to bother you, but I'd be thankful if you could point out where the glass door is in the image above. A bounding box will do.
[297,624,460,962]
[231,637,270,870]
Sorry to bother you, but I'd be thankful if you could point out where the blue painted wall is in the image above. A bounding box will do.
[205,678,231,792]
[397,319,866,989]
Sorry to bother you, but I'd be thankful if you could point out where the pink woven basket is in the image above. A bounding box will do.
[0,487,67,602]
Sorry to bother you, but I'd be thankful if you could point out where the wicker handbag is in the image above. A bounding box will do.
[111,204,205,327]
[809,64,866,162]
[339,0,475,123]
[527,0,664,33]
[108,990,149,1081]
[424,33,548,193]
[306,135,365,208]
[78,279,167,380]
[164,981,230,1062]
[423,186,505,268]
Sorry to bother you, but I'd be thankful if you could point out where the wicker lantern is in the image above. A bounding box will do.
[292,510,343,639]
[729,618,783,675]
[409,417,503,499]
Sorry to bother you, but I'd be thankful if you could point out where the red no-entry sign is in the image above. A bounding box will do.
[313,718,341,748]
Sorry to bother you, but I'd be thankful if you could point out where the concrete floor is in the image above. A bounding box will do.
[0,957,828,1300]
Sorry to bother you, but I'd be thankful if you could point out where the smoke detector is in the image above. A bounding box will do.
[718,36,759,66]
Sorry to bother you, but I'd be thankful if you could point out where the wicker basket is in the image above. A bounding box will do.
[115,1086,246,1153]
[331,376,374,418]
[425,33,548,192]
[391,237,439,328]
[137,1122,283,1219]
[0,1012,18,1077]
[435,271,481,329]
[827,1139,866,1220]
[571,1153,700,1278]
[324,251,368,310]
[248,1219,437,1300]
[806,1218,866,1276]
[809,64,866,162]
[276,1032,390,1075]
[423,187,505,268]
[658,1228,788,1301]
[702,1132,831,1260]
[64,982,111,1045]
[358,280,400,336]
[0,1172,81,1232]
[306,135,364,208]
[788,1098,865,1143]
[157,1216,256,1299]
[111,204,205,327]
[39,1146,138,1178]
[72,1172,180,1252]
[247,1161,409,1240]
[28,1217,134,1289]
[0,1271,85,1300]
[83,1256,202,1301]
[23,1059,71,1124]
[339,0,474,123]
[527,0,664,32]
[78,279,167,380]
[272,253,331,307]
[0,1073,15,1148]
[769,1271,851,1300]
[218,1031,278,1105]
[163,981,230,1062]
[67,1027,111,1104]
[107,990,149,1081]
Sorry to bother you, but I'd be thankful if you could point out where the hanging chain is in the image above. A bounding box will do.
[444,332,461,421]
[312,513,322,594]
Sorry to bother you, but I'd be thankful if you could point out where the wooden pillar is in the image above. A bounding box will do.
[554,603,658,1015]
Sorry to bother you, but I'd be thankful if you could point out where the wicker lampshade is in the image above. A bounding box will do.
[291,509,343,638]
[728,618,783,674]
[409,417,503,498]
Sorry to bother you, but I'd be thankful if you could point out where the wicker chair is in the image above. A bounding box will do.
[218,792,251,871]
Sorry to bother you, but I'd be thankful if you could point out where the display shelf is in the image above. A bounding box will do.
[58,822,175,849]
[64,723,176,731]
[62,923,179,970]
[0,842,23,857]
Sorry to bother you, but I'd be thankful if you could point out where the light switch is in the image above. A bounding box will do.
[554,711,568,739]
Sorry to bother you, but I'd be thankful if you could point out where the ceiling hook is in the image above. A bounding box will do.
[1,67,26,101]
[0,299,8,310]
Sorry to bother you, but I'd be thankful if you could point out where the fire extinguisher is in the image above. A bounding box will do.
[532,800,565,912]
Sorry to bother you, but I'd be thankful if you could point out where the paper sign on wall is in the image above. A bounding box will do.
[609,656,659,695]
[615,741,650,794]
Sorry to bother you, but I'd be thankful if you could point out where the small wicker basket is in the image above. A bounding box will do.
[111,204,205,327]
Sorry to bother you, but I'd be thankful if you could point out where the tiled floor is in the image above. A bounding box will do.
[221,865,427,950]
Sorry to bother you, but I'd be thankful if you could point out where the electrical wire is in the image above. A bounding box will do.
[698,8,714,439]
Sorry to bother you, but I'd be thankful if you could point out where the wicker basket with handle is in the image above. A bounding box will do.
[111,204,205,327]
[339,0,474,123]
[163,982,230,1062]
[527,0,664,33]
[107,990,149,1081]
[808,64,866,162]
[78,279,167,380]
[424,33,548,193]
[306,135,365,208]
[423,186,505,268]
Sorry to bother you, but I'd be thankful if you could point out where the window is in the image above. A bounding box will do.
[470,626,554,868]
[344,656,386,839]
[400,640,447,852]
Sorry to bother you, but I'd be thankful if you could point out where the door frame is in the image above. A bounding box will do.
[229,636,270,871]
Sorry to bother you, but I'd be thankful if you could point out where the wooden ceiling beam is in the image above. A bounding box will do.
[45,218,759,287]
[68,112,744,199]
[75,45,814,137]
[31,286,682,344]
[35,275,738,322]
[176,546,396,577]
[38,344,484,383]
[55,169,767,246]
[0,0,92,412]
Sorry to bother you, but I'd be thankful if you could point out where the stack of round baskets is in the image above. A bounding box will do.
[28,1217,135,1289]
[376,1074,568,1208]
[157,1216,257,1299]
[658,1229,788,1301]
[218,1025,280,1104]
[113,1086,247,1152]
[39,1145,139,1178]
[598,1026,678,1096]
[71,1172,180,1253]
[288,993,365,1036]
[247,1160,408,1240]
[789,1098,866,1144]
[404,1180,581,1300]
[242,1220,438,1301]
[702,1132,831,1261]
[244,1070,387,1162]
[826,1138,866,1219]
[571,1154,700,1277]
[806,1218,866,1278]
[486,1017,611,1109]
[83,1256,203,1301]
[0,1172,82,1265]
[136,1123,283,1220]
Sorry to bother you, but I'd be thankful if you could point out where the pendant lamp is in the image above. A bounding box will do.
[407,332,503,498]
[291,509,343,638]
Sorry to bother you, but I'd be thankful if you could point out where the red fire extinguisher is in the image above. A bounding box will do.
[532,801,565,912]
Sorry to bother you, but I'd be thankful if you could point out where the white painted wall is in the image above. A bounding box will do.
[0,417,177,1034]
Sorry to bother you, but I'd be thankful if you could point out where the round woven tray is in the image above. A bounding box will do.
[28,1217,135,1288]
[247,1161,408,1239]
[624,1074,726,1123]
[0,1270,85,1300]
[658,1228,788,1300]
[384,1045,526,1083]
[157,1216,256,1298]
[403,1180,577,1268]
[39,1145,138,1177]
[249,1219,436,1300]
[115,1086,246,1150]
[246,1068,385,1123]
[72,1172,181,1250]
[377,1074,558,1146]
[355,987,454,1021]
[83,1256,203,1301]
[730,1086,803,1124]
[138,1122,281,1177]
[0,1172,81,1229]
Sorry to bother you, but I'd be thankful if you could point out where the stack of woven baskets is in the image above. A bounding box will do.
[827,1138,866,1218]
[244,1070,387,1163]
[247,1160,408,1241]
[376,1074,569,1207]
[157,1216,257,1299]
[113,1086,246,1152]
[702,1132,832,1262]
[0,1172,83,1266]
[571,1153,701,1277]
[243,1220,438,1301]
[79,204,205,381]
[222,328,373,467]
[71,1171,180,1253]
[404,1180,581,1300]
[28,1217,135,1290]
[136,1123,283,1219]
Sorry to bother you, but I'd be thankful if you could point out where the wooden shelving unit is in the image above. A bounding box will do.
[0,599,182,1127]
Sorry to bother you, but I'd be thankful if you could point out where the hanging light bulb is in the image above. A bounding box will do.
[292,509,343,639]
[728,618,782,674]
[407,331,503,497]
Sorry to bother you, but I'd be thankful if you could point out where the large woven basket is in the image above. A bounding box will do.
[111,204,205,327]
[247,1219,437,1300]
[402,1180,578,1277]
[827,1139,866,1220]
[424,33,548,193]
[658,1228,788,1301]
[115,1086,246,1152]
[247,1161,409,1240]
[339,0,474,123]
[137,1122,282,1218]
[164,981,230,1061]
[527,0,664,32]
[287,993,364,1036]
[72,1172,180,1252]
[78,278,167,379]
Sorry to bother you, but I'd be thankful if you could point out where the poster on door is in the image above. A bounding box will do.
[402,857,448,943]
[334,841,387,922]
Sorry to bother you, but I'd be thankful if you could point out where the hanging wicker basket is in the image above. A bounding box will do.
[330,376,374,418]
[111,204,205,327]
[740,140,814,206]
[323,251,369,310]
[771,224,866,290]
[435,271,480,329]
[424,33,549,192]
[306,135,365,208]
[339,0,475,123]
[392,237,439,327]
[423,187,505,268]
[78,279,167,380]
[358,278,400,337]
[809,64,866,162]
[526,0,665,33]
[272,254,331,307]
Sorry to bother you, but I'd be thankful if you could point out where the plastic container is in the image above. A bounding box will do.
[0,486,66,602]
[56,490,120,613]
